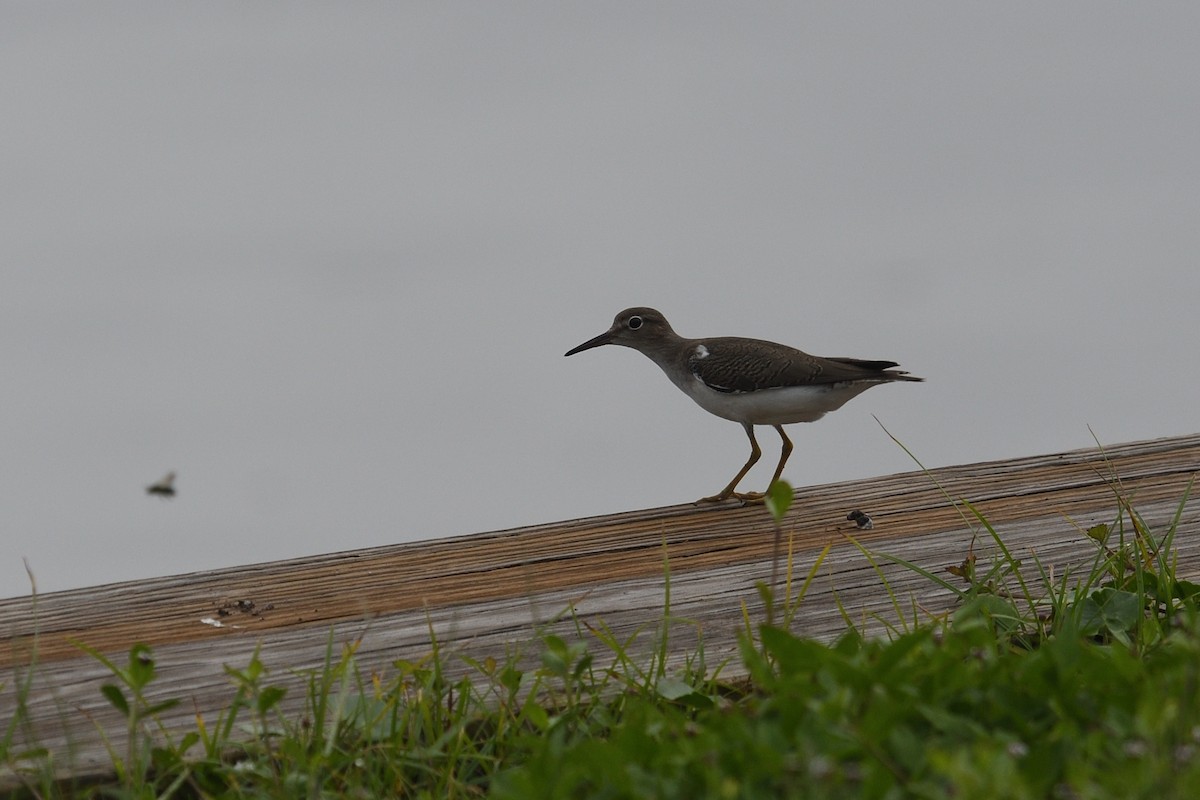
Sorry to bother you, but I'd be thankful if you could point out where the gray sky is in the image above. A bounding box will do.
[3,3,1198,599]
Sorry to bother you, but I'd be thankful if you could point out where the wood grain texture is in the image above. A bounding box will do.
[2,434,1198,784]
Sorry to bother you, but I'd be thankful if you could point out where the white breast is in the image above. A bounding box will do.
[676,375,883,425]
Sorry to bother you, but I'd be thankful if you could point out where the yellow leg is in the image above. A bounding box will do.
[767,425,793,487]
[699,423,764,503]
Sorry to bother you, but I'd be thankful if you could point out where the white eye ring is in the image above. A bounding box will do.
[628,315,643,330]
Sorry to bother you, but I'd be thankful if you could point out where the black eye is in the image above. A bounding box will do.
[628,315,643,330]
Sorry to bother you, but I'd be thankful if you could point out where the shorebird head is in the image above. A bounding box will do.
[564,307,676,357]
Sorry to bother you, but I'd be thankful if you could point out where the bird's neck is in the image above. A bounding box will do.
[630,333,695,380]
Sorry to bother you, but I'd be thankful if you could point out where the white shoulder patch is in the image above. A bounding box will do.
[694,344,709,359]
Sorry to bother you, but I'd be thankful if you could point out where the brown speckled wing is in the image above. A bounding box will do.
[688,338,904,393]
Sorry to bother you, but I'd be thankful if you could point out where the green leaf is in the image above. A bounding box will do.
[953,595,1021,632]
[571,651,594,681]
[1085,523,1110,543]
[522,698,550,732]
[127,643,156,690]
[500,665,523,694]
[1076,596,1104,637]
[1175,580,1200,603]
[656,676,714,709]
[1092,587,1141,632]
[1077,587,1142,637]
[144,698,182,717]
[256,685,287,715]
[100,684,130,717]
[764,480,793,522]
[540,649,567,678]
[760,625,832,677]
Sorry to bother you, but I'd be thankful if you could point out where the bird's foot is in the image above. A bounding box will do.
[696,490,765,505]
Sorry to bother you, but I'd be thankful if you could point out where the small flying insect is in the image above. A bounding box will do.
[146,471,176,498]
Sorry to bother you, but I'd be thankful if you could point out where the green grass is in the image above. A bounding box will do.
[3,478,1200,799]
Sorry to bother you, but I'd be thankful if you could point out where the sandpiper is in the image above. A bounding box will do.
[565,307,922,502]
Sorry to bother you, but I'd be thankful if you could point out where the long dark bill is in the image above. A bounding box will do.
[564,330,615,357]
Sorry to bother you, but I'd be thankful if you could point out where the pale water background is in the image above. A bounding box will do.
[3,3,1198,599]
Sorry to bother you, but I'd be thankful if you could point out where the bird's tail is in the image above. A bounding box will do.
[828,357,925,382]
